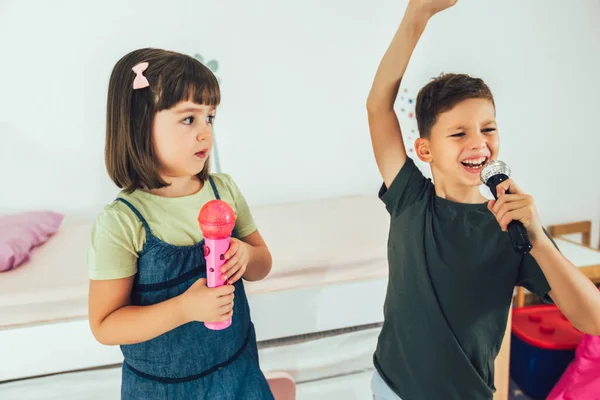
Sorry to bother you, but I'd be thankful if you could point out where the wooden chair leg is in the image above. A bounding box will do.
[582,230,591,248]
[516,287,525,308]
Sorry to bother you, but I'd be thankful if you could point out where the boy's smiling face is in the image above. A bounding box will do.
[416,97,499,190]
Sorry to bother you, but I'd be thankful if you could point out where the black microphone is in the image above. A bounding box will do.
[480,160,532,254]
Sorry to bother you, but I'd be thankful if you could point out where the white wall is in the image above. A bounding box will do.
[1,0,599,245]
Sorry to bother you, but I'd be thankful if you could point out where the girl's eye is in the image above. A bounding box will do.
[482,128,496,133]
[206,115,215,125]
[182,116,194,125]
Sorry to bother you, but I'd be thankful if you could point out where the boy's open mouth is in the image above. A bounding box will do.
[460,157,488,170]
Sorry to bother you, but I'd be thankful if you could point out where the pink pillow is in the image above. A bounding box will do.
[0,211,64,272]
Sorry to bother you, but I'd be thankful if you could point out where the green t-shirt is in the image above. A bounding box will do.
[374,158,551,400]
[87,174,257,280]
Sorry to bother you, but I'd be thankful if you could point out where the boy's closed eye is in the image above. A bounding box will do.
[449,127,496,138]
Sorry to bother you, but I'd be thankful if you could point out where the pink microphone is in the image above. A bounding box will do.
[198,200,236,330]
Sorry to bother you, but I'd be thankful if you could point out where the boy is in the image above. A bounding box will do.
[366,1,600,399]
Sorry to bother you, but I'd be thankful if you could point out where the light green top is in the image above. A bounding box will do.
[87,174,257,280]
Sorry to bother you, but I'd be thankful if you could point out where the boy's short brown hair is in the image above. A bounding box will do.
[415,73,495,138]
[105,48,220,193]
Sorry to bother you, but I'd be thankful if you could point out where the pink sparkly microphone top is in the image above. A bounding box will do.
[198,200,236,239]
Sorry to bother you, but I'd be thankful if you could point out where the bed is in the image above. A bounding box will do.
[0,195,392,397]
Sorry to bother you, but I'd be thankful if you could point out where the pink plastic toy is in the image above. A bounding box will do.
[546,334,600,399]
[547,288,600,400]
[265,371,296,400]
[198,200,236,331]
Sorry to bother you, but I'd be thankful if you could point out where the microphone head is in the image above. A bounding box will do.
[480,160,511,185]
[198,200,236,239]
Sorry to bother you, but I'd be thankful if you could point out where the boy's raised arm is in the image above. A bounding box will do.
[366,0,457,188]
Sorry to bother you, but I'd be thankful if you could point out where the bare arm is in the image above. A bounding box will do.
[488,179,600,335]
[367,2,455,187]
[89,277,186,345]
[241,230,272,282]
[220,230,272,284]
[89,276,235,346]
[532,239,600,335]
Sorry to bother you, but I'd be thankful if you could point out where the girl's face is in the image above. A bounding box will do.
[152,100,216,179]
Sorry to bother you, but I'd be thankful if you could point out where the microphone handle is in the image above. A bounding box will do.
[204,236,233,330]
[205,236,230,288]
[486,174,533,254]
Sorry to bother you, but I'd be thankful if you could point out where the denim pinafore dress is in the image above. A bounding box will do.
[115,177,274,400]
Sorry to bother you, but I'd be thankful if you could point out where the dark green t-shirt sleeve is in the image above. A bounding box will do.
[378,157,432,216]
[517,229,557,302]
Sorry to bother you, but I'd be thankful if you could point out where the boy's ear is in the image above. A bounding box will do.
[415,137,432,163]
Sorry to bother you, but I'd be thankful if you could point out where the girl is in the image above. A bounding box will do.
[88,48,275,399]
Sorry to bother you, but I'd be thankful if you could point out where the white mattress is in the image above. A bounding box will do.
[0,195,390,381]
[0,327,380,399]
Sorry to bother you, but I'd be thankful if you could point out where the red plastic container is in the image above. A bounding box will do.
[510,305,584,399]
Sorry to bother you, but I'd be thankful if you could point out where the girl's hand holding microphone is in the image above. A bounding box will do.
[180,278,235,323]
